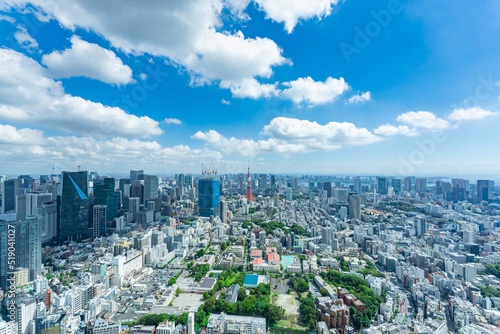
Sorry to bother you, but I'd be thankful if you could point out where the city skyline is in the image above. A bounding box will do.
[0,1,499,174]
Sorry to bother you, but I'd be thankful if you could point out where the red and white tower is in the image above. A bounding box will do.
[246,164,255,201]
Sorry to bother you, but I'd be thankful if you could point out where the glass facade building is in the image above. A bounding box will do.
[0,217,41,289]
[58,171,90,242]
[198,179,220,217]
[94,177,119,222]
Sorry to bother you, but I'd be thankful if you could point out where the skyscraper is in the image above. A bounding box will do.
[377,177,389,195]
[58,171,90,243]
[349,194,361,220]
[130,170,144,186]
[353,177,362,195]
[94,178,119,222]
[92,205,107,238]
[37,200,58,238]
[403,177,413,192]
[323,182,332,198]
[477,180,490,202]
[198,179,220,217]
[0,216,41,289]
[392,178,402,194]
[1,179,19,214]
[130,183,144,205]
[270,175,276,189]
[143,174,159,204]
[416,177,427,194]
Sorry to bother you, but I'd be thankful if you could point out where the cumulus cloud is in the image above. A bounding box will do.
[4,0,288,98]
[347,91,371,104]
[42,35,133,85]
[0,123,221,171]
[373,124,418,137]
[192,130,307,156]
[165,118,182,125]
[448,107,499,121]
[221,78,279,99]
[0,124,44,144]
[193,117,381,156]
[254,0,341,33]
[14,25,39,52]
[281,76,349,106]
[0,48,161,138]
[396,111,450,130]
[221,99,231,105]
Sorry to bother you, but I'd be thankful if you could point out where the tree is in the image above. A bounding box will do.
[269,305,284,325]
[320,288,329,296]
[176,287,182,296]
[221,242,227,251]
[238,287,247,301]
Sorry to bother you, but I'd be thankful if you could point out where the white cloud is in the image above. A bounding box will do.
[0,14,15,23]
[373,124,418,137]
[165,118,182,125]
[193,117,381,156]
[0,124,44,144]
[5,0,288,98]
[254,0,341,33]
[139,73,148,80]
[0,123,221,171]
[0,48,162,138]
[347,91,371,104]
[262,117,381,147]
[221,78,279,99]
[14,25,39,52]
[448,107,499,121]
[221,99,231,105]
[192,130,307,156]
[42,35,133,85]
[396,111,450,130]
[281,76,349,106]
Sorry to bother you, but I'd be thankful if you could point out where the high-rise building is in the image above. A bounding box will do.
[18,175,35,190]
[93,205,107,238]
[58,171,90,243]
[258,174,267,191]
[270,175,276,189]
[323,182,332,198]
[477,180,490,202]
[219,201,228,223]
[94,178,119,222]
[377,177,389,195]
[37,200,58,238]
[129,197,141,216]
[198,179,220,217]
[143,175,159,204]
[451,187,465,202]
[16,194,27,221]
[25,193,52,217]
[349,194,361,220]
[0,217,41,289]
[130,183,144,205]
[1,179,19,214]
[353,177,362,195]
[129,170,144,186]
[392,178,402,194]
[416,177,427,194]
[403,177,413,192]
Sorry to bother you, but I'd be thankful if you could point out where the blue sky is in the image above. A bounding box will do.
[0,0,499,177]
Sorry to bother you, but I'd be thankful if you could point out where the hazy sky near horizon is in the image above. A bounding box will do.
[0,0,499,176]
